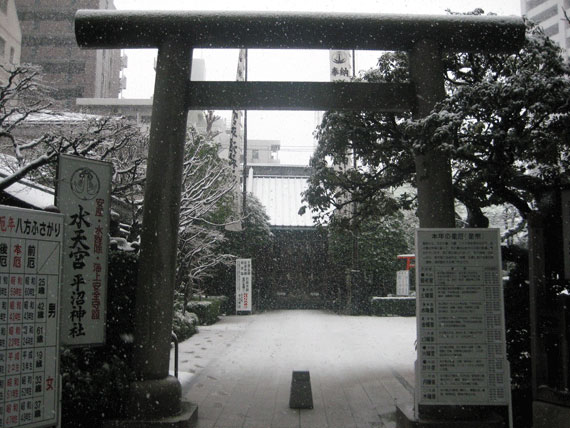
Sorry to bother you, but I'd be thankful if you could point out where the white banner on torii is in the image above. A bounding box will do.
[225,48,247,232]
[329,50,352,81]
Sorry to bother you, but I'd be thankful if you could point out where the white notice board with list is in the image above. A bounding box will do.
[415,229,510,408]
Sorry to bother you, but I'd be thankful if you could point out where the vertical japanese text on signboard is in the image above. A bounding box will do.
[57,155,111,346]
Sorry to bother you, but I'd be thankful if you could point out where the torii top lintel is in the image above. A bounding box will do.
[75,10,525,53]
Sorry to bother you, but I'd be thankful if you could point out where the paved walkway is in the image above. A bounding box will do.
[170,310,416,428]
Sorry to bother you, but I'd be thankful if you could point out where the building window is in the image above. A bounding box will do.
[543,23,559,37]
[530,5,558,24]
[252,150,259,160]
[271,144,280,161]
[0,0,7,14]
[526,0,549,10]
[0,37,6,60]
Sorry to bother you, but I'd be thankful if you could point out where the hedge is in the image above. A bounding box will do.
[186,298,222,325]
[173,310,199,341]
[370,296,416,317]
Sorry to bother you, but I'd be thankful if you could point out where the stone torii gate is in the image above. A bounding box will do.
[75,10,524,427]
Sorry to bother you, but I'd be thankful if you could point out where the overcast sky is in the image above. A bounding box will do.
[113,0,522,164]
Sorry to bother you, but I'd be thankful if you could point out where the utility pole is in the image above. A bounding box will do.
[350,51,359,314]
[350,50,358,272]
[242,49,249,217]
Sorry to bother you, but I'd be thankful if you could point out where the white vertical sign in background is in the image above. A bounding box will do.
[415,229,510,410]
[0,206,63,427]
[236,258,252,313]
[57,155,111,346]
[396,270,410,296]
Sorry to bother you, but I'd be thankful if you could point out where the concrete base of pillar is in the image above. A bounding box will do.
[102,401,198,428]
[533,400,570,428]
[395,404,505,428]
[126,376,183,418]
[102,375,198,427]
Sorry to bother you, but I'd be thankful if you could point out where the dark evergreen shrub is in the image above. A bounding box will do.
[186,299,221,325]
[60,250,138,427]
[370,296,416,317]
[172,310,198,341]
[503,246,532,428]
[60,348,132,427]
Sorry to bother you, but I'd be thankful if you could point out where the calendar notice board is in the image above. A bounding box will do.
[0,205,63,428]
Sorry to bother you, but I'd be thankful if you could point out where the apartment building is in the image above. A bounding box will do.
[0,0,20,71]
[16,0,123,108]
[522,0,570,60]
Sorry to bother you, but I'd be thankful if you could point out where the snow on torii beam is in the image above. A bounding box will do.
[76,11,524,112]
[75,10,523,51]
[74,10,526,424]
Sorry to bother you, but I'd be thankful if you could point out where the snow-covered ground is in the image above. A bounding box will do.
[171,310,417,428]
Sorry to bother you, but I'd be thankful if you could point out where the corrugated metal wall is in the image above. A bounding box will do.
[251,175,314,227]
